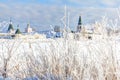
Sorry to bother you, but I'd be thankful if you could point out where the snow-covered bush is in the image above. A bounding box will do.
[0,38,119,80]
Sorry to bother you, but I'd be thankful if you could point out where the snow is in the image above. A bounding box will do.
[0,37,119,79]
[46,31,63,38]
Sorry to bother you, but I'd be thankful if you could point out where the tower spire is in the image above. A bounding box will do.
[10,17,12,24]
[15,24,21,34]
[76,15,82,32]
[78,16,82,25]
[17,24,19,28]
[8,17,14,32]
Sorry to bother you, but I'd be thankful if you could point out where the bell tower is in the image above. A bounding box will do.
[76,16,82,32]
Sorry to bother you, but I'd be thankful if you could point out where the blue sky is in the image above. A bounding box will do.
[1,0,120,7]
[0,0,119,31]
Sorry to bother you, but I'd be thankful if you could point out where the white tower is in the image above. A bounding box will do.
[25,23,33,33]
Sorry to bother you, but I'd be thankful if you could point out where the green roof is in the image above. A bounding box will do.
[8,24,14,31]
[15,29,21,34]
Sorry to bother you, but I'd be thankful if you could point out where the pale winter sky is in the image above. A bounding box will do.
[0,0,119,31]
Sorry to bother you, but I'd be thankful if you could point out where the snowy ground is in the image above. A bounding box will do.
[0,38,120,80]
